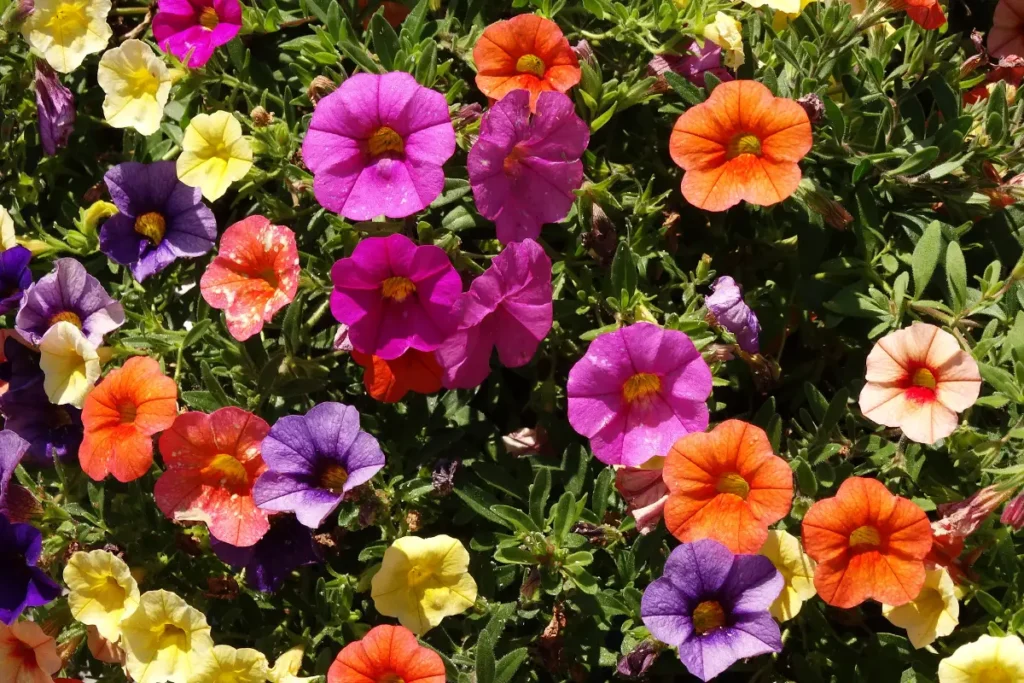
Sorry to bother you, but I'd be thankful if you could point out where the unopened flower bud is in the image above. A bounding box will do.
[616,641,660,679]
[695,253,711,281]
[503,427,545,456]
[455,103,483,129]
[797,93,824,125]
[307,76,337,106]
[573,39,596,67]
[14,0,34,22]
[79,200,117,236]
[251,106,273,127]
[1001,492,1024,529]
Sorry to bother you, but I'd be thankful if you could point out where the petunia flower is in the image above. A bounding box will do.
[327,624,446,683]
[86,625,126,665]
[669,80,813,212]
[21,0,112,73]
[473,13,581,110]
[176,111,253,201]
[155,407,271,547]
[742,0,802,11]
[370,534,478,635]
[356,0,409,27]
[640,539,783,682]
[566,322,713,467]
[881,567,958,649]
[705,276,760,354]
[302,72,456,221]
[269,645,316,683]
[770,0,817,30]
[121,590,214,683]
[647,40,733,88]
[63,549,141,642]
[153,0,242,68]
[252,402,385,529]
[15,257,125,348]
[352,350,443,403]
[0,516,61,624]
[79,356,179,482]
[210,515,321,593]
[802,476,933,608]
[467,92,589,245]
[0,206,16,250]
[193,644,270,683]
[34,62,76,156]
[758,529,816,621]
[938,634,1024,683]
[0,431,33,523]
[0,620,61,683]
[330,233,461,360]
[991,0,1024,58]
[703,12,744,69]
[614,455,669,535]
[0,246,33,315]
[38,321,101,408]
[97,40,172,136]
[901,0,946,30]
[859,322,982,444]
[200,216,299,341]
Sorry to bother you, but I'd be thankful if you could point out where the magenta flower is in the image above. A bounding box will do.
[469,90,589,245]
[153,0,242,68]
[647,40,733,87]
[303,72,456,221]
[567,323,712,467]
[330,233,461,360]
[436,239,552,389]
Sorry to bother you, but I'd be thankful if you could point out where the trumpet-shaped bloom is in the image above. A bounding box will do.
[771,0,817,30]
[63,549,141,642]
[155,407,271,547]
[98,40,172,136]
[881,568,958,649]
[21,0,113,73]
[0,620,61,683]
[200,216,299,341]
[121,590,214,683]
[193,644,269,683]
[567,322,713,467]
[0,247,33,316]
[663,420,793,553]
[211,515,321,593]
[79,356,179,482]
[0,516,60,624]
[938,634,1024,683]
[902,0,946,29]
[614,456,669,535]
[705,276,760,354]
[176,111,253,201]
[153,0,242,68]
[991,0,1024,58]
[269,645,316,683]
[35,62,76,156]
[859,322,981,444]
[802,477,932,608]
[670,80,812,212]
[758,529,816,621]
[38,322,101,408]
[370,534,478,635]
[327,624,446,683]
[703,12,744,69]
[352,350,443,403]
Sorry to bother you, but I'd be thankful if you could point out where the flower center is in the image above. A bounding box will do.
[125,67,161,99]
[516,54,546,77]
[976,668,1013,683]
[912,367,936,389]
[318,463,349,493]
[46,1,89,34]
[622,373,661,403]
[849,525,881,548]
[381,276,416,302]
[156,623,188,651]
[407,565,436,588]
[134,212,166,245]
[726,132,763,159]
[117,401,138,424]
[379,675,406,683]
[503,144,528,175]
[9,637,36,666]
[692,600,726,635]
[202,454,250,490]
[48,311,83,329]
[367,126,405,158]
[716,472,750,499]
[199,5,219,29]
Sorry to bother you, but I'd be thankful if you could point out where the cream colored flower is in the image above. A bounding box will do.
[64,549,141,642]
[938,634,1024,683]
[176,111,254,201]
[703,12,745,69]
[772,0,818,31]
[269,645,316,683]
[22,0,113,73]
[744,0,801,12]
[193,644,269,683]
[39,321,101,408]
[97,40,171,136]
[0,206,17,251]
[121,590,214,683]
[882,568,959,649]
[759,529,816,621]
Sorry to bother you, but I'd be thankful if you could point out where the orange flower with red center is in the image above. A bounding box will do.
[473,13,581,110]
[662,419,793,553]
[0,620,61,683]
[154,407,271,547]
[327,624,445,683]
[352,350,443,403]
[79,356,178,483]
[669,80,813,212]
[802,477,933,608]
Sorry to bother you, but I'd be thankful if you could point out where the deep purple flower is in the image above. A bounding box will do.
[211,515,321,592]
[153,0,242,69]
[616,640,660,679]
[0,431,30,521]
[0,247,32,315]
[705,276,760,354]
[0,514,61,624]
[101,161,217,282]
[35,61,75,156]
[647,40,734,87]
[252,402,386,529]
[641,539,783,682]
[15,258,125,347]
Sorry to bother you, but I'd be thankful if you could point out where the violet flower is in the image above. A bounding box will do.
[0,431,31,521]
[0,247,33,315]
[210,515,321,592]
[647,40,733,87]
[0,514,61,624]
[35,61,75,156]
[705,276,760,354]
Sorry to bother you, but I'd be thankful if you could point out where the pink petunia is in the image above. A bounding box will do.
[302,72,456,221]
[436,239,553,389]
[989,0,1024,58]
[468,90,589,244]
[153,0,242,69]
[330,233,461,360]
[615,456,669,534]
[567,323,712,467]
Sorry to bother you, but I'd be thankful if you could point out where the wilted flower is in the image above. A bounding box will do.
[647,40,732,88]
[934,485,1014,542]
[797,93,825,124]
[616,641,659,679]
[502,427,545,456]
[34,62,75,156]
[705,276,760,354]
[306,75,336,105]
[615,456,668,534]
[431,459,458,495]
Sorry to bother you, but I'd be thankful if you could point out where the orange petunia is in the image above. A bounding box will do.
[669,80,813,212]
[802,477,933,608]
[352,350,443,403]
[327,624,445,683]
[900,0,946,30]
[473,13,581,110]
[79,356,178,483]
[662,419,793,553]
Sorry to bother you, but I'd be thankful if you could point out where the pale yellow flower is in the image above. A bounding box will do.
[938,634,1024,683]
[772,0,817,31]
[22,0,113,73]
[882,568,959,649]
[193,644,269,683]
[79,200,118,237]
[121,589,214,683]
[39,321,101,408]
[64,549,141,642]
[269,645,316,683]
[759,529,816,621]
[176,111,253,201]
[97,40,172,137]
[744,0,801,12]
[371,534,478,635]
[703,12,745,69]
[0,206,17,251]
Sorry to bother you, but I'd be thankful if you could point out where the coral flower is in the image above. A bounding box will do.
[615,455,669,535]
[802,477,932,608]
[990,0,1024,58]
[473,13,581,110]
[901,0,946,30]
[153,0,242,68]
[663,420,793,553]
[79,356,179,483]
[176,111,253,201]
[121,590,214,683]
[97,40,172,136]
[858,322,981,444]
[0,620,61,683]
[669,80,812,212]
[0,516,61,624]
[21,0,113,73]
[882,567,959,649]
[939,634,1024,683]
[193,644,270,683]
[327,624,446,683]
[758,529,816,621]
[38,322,101,408]
[200,216,300,341]
[352,350,443,403]
[64,549,140,642]
[155,407,271,547]
[35,63,75,156]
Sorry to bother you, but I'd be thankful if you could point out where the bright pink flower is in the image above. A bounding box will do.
[989,0,1024,58]
[153,0,242,68]
[615,456,668,534]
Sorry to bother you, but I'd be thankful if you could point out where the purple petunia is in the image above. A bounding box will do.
[0,247,33,315]
[210,515,321,592]
[0,514,61,624]
[647,40,734,87]
[0,431,31,522]
[468,90,589,245]
[252,402,386,529]
[35,62,75,156]
[153,0,242,68]
[705,276,760,354]
[641,539,783,682]
[101,161,217,282]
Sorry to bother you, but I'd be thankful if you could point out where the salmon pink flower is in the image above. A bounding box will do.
[153,0,242,68]
[0,620,61,683]
[614,456,669,535]
[990,0,1024,58]
[327,624,446,683]
[351,350,443,403]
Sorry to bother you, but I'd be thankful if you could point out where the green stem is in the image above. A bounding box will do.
[112,6,150,15]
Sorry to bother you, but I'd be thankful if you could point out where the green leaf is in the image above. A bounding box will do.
[592,467,614,518]
[974,590,1004,617]
[793,458,817,496]
[885,147,940,177]
[912,222,944,298]
[181,391,222,412]
[945,241,968,312]
[369,12,400,70]
[200,361,234,407]
[494,648,529,683]
[663,72,705,105]
[551,491,576,543]
[454,484,514,529]
[611,241,637,297]
[529,468,551,529]
[400,0,429,42]
[492,505,541,533]
[978,363,1023,403]
[182,319,213,348]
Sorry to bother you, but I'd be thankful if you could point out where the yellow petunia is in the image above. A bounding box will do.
[759,529,816,621]
[39,321,101,408]
[176,111,254,201]
[0,206,17,251]
[743,0,801,12]
[269,645,316,683]
[64,549,141,642]
[371,534,478,635]
[21,0,113,74]
[882,568,959,649]
[771,0,817,31]
[97,40,172,137]
[938,634,1024,683]
[703,12,745,69]
[193,644,269,683]
[121,589,214,683]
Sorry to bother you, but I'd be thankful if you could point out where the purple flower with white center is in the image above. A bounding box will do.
[15,258,125,347]
[101,161,217,282]
[210,515,321,592]
[705,276,760,354]
[0,514,61,624]
[0,247,33,315]
[641,539,783,682]
[35,61,75,156]
[647,40,734,87]
[468,90,589,245]
[0,431,31,521]
[252,402,386,529]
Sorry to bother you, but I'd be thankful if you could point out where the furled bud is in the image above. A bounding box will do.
[572,39,596,67]
[502,427,546,456]
[307,76,337,106]
[251,106,273,127]
[616,641,660,679]
[1001,492,1024,529]
[797,93,824,125]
